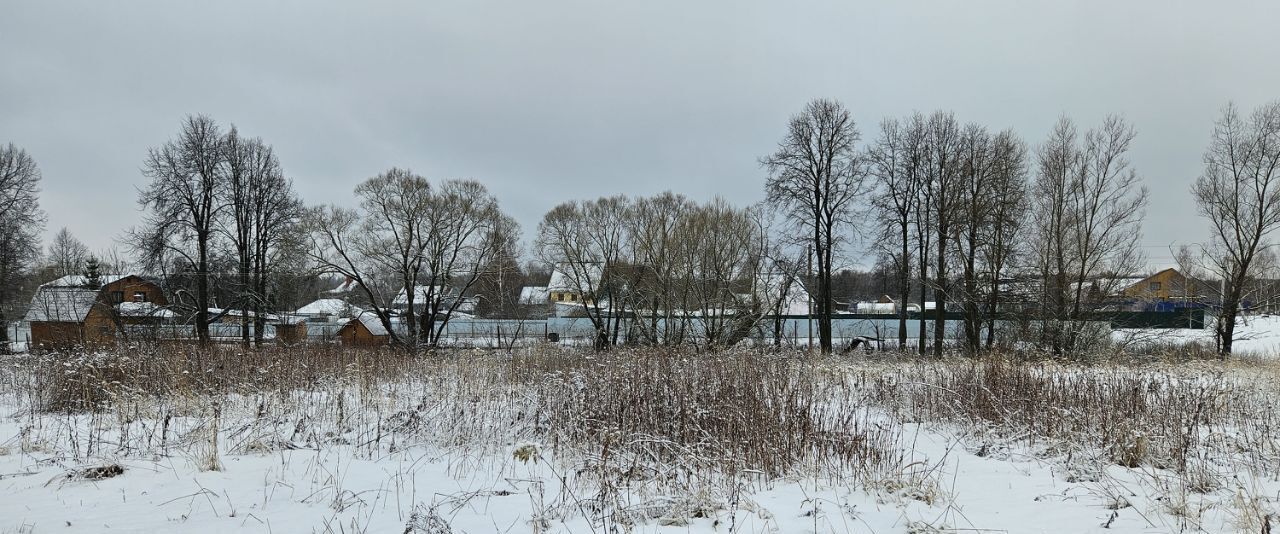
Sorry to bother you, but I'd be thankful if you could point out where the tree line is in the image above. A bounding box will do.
[2,99,1279,355]
[768,98,1280,358]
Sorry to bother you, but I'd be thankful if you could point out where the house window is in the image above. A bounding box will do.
[132,291,147,302]
[1149,282,1162,291]
[111,291,124,304]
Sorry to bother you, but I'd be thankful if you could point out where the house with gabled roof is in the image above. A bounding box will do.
[338,311,391,346]
[1121,268,1215,302]
[294,298,363,323]
[546,262,608,317]
[25,274,172,349]
[392,284,478,316]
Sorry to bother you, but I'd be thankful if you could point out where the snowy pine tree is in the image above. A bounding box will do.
[82,256,103,289]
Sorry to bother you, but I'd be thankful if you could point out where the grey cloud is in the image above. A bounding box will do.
[3,0,1278,267]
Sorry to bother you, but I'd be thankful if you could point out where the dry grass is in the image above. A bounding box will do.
[5,344,1280,530]
[0,343,903,528]
[864,354,1280,488]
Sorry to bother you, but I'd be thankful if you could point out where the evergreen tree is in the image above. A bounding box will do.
[82,256,103,289]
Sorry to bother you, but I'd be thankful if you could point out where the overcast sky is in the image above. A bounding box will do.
[4,0,1279,269]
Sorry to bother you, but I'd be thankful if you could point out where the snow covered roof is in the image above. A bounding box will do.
[548,262,604,292]
[324,277,359,294]
[855,302,898,314]
[41,274,131,288]
[296,299,362,317]
[352,311,389,336]
[276,314,308,325]
[25,288,101,322]
[118,301,175,318]
[392,285,449,305]
[519,286,549,305]
[207,308,280,321]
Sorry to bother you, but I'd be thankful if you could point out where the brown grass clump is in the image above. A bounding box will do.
[865,354,1278,477]
[8,344,419,413]
[522,348,897,479]
[1,344,901,488]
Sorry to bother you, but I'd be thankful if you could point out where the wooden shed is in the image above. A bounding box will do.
[274,317,308,345]
[338,312,391,347]
[26,288,114,349]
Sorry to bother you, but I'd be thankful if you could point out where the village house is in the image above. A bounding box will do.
[203,307,286,341]
[517,285,551,318]
[286,298,362,341]
[546,262,603,304]
[1121,268,1215,303]
[294,298,362,323]
[273,316,309,344]
[338,311,391,346]
[391,284,478,316]
[25,274,171,349]
[546,262,606,317]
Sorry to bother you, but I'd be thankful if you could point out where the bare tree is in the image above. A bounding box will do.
[943,125,1030,353]
[0,143,45,349]
[628,192,695,344]
[96,245,139,278]
[913,124,935,355]
[302,205,403,342]
[952,123,995,353]
[414,179,516,346]
[924,111,964,357]
[305,172,515,347]
[868,115,926,350]
[220,128,301,346]
[536,196,630,350]
[741,203,807,347]
[47,227,89,279]
[1192,101,1280,356]
[471,221,525,324]
[352,169,433,344]
[137,115,225,343]
[675,198,762,347]
[980,131,1029,349]
[1031,116,1148,355]
[762,98,869,353]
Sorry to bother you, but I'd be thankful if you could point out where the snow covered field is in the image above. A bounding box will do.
[1114,314,1280,357]
[2,347,1279,533]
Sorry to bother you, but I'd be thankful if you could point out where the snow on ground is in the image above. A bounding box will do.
[3,351,1280,533]
[1113,314,1280,356]
[2,419,1215,533]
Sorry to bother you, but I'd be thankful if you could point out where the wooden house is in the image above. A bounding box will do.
[1121,268,1214,302]
[26,288,113,349]
[25,274,171,349]
[338,311,390,346]
[392,285,478,316]
[547,262,604,305]
[274,317,308,344]
[295,298,362,323]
